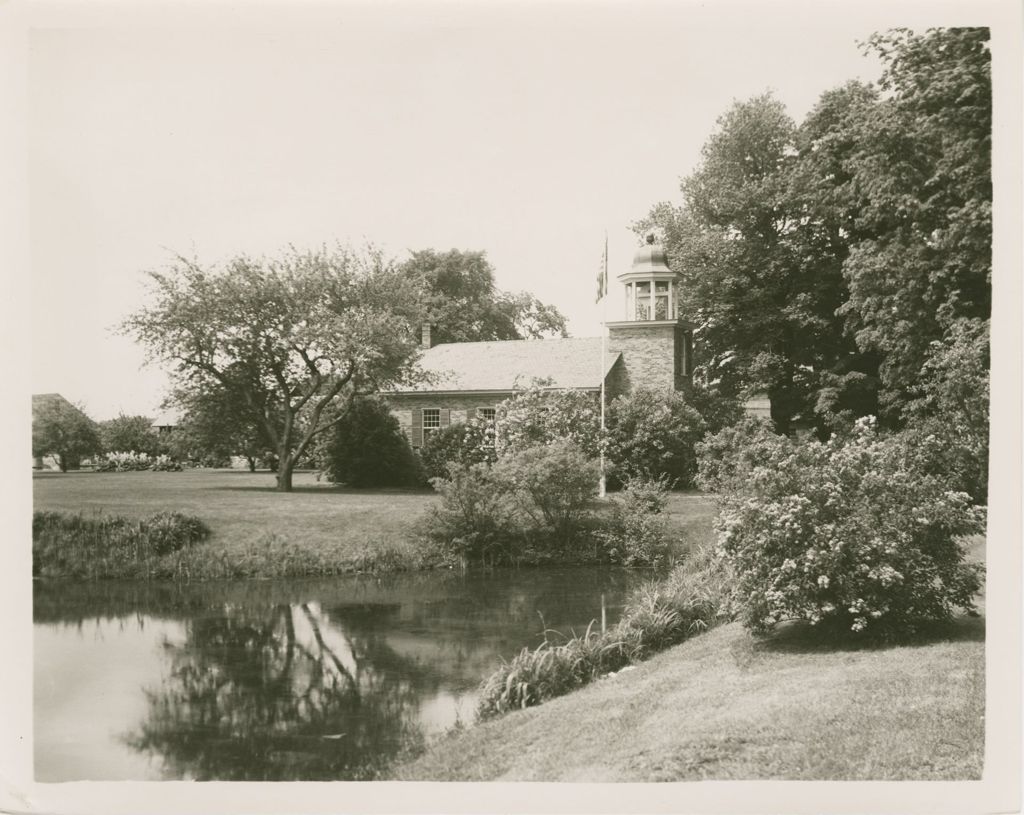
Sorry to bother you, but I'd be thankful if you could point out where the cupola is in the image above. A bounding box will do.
[617,234,681,322]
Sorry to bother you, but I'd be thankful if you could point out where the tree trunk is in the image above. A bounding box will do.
[58,454,68,473]
[276,460,294,492]
[247,456,256,473]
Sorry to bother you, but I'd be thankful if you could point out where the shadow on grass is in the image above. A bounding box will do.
[210,483,436,496]
[747,613,985,656]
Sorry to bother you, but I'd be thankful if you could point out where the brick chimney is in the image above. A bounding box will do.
[420,323,434,349]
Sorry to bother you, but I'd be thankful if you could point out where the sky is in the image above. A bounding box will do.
[23,0,995,419]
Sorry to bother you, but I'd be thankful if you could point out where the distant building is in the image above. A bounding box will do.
[151,411,179,436]
[386,239,765,448]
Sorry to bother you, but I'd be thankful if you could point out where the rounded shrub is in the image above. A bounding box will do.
[321,397,424,488]
[606,389,706,488]
[491,440,600,549]
[699,417,985,638]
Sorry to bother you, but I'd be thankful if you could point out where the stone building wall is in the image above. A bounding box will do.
[386,393,514,446]
[606,322,688,395]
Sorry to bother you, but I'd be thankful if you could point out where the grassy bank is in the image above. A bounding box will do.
[33,470,439,578]
[32,470,716,579]
[393,615,985,781]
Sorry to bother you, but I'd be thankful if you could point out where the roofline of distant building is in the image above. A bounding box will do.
[385,386,603,397]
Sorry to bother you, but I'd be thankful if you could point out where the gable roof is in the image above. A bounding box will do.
[390,337,620,394]
[32,393,81,414]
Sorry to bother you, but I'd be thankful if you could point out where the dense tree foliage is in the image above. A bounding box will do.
[639,27,990,437]
[32,396,101,472]
[98,414,163,457]
[166,380,274,470]
[399,249,567,343]
[837,29,991,411]
[123,246,425,491]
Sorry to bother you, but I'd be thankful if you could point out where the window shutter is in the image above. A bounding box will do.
[466,407,476,421]
[440,408,451,427]
[411,409,423,448]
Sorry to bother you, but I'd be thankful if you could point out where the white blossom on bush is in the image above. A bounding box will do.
[699,418,985,637]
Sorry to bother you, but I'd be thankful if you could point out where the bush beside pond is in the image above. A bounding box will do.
[33,510,210,579]
[697,417,985,639]
[419,441,672,569]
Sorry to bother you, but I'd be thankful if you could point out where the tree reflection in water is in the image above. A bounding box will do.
[126,602,435,780]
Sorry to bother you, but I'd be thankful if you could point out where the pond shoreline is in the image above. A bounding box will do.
[34,566,651,781]
[32,470,717,581]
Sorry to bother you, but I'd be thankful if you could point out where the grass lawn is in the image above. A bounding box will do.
[393,615,985,781]
[33,469,441,577]
[32,469,718,578]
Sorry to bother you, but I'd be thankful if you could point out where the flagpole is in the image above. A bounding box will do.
[599,231,608,499]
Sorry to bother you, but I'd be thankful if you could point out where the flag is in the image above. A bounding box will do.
[595,233,608,303]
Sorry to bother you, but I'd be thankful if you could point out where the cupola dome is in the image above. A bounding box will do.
[615,234,682,321]
[628,237,673,278]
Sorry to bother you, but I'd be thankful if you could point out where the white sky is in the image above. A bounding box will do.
[23,0,990,419]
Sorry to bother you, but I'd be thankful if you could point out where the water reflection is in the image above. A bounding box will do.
[127,602,431,779]
[35,567,649,781]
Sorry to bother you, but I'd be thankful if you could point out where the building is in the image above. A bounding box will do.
[386,238,699,448]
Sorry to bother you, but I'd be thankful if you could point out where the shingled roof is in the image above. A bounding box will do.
[391,337,620,394]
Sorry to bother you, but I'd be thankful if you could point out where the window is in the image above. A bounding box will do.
[422,408,441,440]
[634,281,651,320]
[479,408,496,423]
[654,281,669,320]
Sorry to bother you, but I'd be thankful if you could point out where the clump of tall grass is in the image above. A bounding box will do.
[157,532,430,581]
[33,510,210,579]
[475,542,735,720]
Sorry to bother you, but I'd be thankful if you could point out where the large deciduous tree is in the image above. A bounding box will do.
[638,94,846,433]
[32,395,101,472]
[399,249,567,343]
[836,28,991,413]
[123,246,425,491]
[639,27,991,433]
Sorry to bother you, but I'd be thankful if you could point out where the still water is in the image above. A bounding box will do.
[34,567,649,781]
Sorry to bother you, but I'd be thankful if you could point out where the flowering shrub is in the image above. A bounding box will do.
[95,451,155,471]
[597,478,672,567]
[901,319,989,504]
[699,417,985,638]
[494,387,602,459]
[94,451,182,471]
[606,389,706,487]
[150,454,183,472]
[419,419,496,481]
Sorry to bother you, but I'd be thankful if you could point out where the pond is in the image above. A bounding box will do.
[34,567,650,781]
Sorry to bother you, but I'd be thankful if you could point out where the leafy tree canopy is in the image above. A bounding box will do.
[638,26,990,432]
[98,414,162,457]
[32,395,101,472]
[399,249,568,344]
[123,245,426,491]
